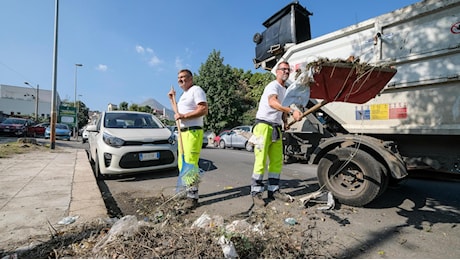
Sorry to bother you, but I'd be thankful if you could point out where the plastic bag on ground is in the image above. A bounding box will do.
[218,235,239,259]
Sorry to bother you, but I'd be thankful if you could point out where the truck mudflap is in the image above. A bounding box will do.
[309,134,407,206]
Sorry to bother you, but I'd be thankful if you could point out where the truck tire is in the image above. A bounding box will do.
[317,147,383,206]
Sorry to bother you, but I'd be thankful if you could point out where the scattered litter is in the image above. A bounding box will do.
[299,190,326,205]
[300,190,335,210]
[225,219,264,236]
[92,215,142,253]
[317,192,335,210]
[191,212,224,231]
[284,217,297,225]
[57,216,79,225]
[218,235,239,259]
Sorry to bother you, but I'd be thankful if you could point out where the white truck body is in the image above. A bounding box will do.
[254,0,460,206]
[282,0,460,135]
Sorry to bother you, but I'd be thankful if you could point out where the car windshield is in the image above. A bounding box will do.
[2,118,26,124]
[56,124,69,129]
[104,113,162,129]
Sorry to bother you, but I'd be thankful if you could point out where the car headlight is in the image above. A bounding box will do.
[103,132,125,147]
[168,133,177,145]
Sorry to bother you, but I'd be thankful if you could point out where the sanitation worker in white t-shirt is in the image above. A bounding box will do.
[251,61,302,207]
[168,69,208,212]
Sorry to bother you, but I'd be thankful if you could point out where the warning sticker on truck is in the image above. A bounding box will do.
[355,103,407,120]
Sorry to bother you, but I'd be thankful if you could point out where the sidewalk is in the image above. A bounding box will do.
[0,148,107,251]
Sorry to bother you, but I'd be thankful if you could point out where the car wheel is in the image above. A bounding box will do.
[219,140,226,149]
[317,147,383,207]
[94,151,103,180]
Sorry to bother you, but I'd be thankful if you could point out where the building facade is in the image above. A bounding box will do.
[0,84,61,121]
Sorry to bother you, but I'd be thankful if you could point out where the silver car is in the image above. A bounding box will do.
[218,125,254,152]
[87,111,178,179]
[167,125,211,148]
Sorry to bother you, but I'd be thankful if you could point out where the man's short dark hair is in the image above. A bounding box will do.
[178,69,193,77]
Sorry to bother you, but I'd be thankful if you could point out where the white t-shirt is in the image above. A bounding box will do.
[177,85,207,127]
[255,80,286,124]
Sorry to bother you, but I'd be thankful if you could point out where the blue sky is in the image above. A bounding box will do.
[0,0,420,112]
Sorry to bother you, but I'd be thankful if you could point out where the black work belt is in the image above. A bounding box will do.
[254,119,282,142]
[181,126,203,132]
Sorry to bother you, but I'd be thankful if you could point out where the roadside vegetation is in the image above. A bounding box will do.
[0,138,49,158]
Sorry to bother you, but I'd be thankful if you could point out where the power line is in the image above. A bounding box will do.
[0,60,36,86]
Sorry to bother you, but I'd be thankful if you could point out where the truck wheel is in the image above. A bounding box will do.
[317,147,383,206]
[376,161,389,198]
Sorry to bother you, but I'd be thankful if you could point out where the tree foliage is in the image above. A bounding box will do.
[194,50,242,133]
[119,102,129,111]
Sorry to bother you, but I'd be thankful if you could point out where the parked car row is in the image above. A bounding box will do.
[0,117,74,140]
[0,118,36,137]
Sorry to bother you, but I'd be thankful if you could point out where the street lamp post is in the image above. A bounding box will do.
[24,82,39,122]
[74,63,83,138]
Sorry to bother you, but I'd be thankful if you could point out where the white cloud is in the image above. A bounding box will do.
[96,64,108,72]
[136,44,162,67]
[148,56,162,66]
[135,45,145,54]
[175,57,183,70]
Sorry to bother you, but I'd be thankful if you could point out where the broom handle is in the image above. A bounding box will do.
[287,100,328,128]
[169,86,185,156]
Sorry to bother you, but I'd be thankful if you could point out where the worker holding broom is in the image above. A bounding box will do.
[168,69,208,211]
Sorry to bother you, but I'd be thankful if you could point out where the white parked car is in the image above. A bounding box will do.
[81,125,90,143]
[87,111,178,179]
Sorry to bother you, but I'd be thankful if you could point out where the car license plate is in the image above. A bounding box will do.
[4,129,10,132]
[139,152,159,161]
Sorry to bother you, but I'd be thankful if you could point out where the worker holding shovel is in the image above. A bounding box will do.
[168,69,208,212]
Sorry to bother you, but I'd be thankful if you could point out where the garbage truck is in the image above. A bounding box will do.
[253,0,460,206]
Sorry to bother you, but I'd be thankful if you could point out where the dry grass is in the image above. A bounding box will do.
[0,138,50,158]
[4,195,335,259]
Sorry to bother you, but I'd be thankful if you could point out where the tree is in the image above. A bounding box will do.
[119,101,129,111]
[194,50,247,133]
[77,101,90,128]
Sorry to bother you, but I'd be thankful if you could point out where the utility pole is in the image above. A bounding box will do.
[74,63,83,139]
[50,0,59,149]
